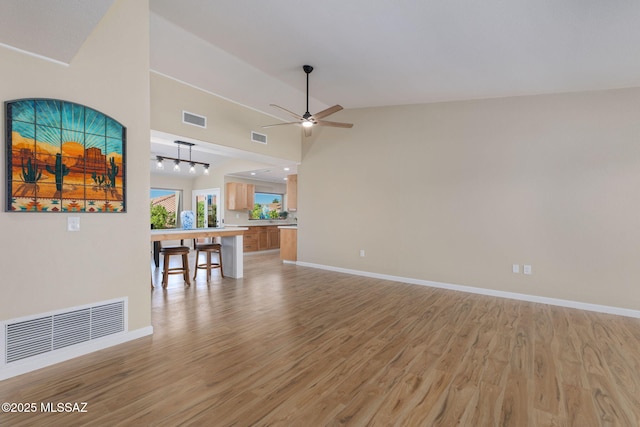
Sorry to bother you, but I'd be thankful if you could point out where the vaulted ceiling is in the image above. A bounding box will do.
[2,1,640,180]
[148,0,640,118]
[3,1,639,116]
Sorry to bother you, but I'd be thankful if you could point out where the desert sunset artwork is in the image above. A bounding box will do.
[6,99,126,212]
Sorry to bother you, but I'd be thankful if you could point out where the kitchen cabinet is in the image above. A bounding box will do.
[243,225,280,252]
[226,182,255,210]
[258,228,269,250]
[268,226,280,248]
[243,227,259,252]
[286,174,297,211]
[279,227,297,261]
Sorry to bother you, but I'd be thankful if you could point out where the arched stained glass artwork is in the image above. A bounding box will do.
[5,99,126,212]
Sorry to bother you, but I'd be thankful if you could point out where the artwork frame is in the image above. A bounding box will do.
[5,98,126,212]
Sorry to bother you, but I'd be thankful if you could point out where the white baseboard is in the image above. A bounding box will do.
[0,326,153,381]
[295,261,640,319]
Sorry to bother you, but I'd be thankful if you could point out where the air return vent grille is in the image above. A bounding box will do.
[4,300,125,364]
[251,131,267,144]
[182,110,207,128]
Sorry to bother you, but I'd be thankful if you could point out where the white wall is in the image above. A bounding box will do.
[0,1,151,330]
[299,88,640,311]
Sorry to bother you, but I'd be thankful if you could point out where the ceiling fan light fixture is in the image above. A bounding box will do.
[263,65,353,135]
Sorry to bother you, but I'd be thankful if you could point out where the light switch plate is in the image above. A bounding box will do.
[68,216,80,231]
[512,264,520,273]
[524,264,532,275]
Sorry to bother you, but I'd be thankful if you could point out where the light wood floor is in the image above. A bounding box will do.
[2,251,640,426]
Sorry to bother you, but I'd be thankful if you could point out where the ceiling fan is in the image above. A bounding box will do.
[263,65,353,137]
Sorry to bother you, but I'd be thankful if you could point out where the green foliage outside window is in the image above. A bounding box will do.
[150,204,169,229]
[197,201,205,228]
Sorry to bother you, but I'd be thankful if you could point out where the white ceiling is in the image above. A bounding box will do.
[148,0,640,113]
[3,1,640,180]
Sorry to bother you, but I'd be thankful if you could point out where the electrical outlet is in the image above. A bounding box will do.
[512,264,520,273]
[524,264,532,275]
[359,249,365,257]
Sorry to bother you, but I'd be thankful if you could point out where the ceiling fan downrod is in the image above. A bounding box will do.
[303,65,313,119]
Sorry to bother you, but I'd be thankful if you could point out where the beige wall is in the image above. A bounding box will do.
[150,72,302,164]
[151,174,195,211]
[0,1,151,329]
[298,88,640,311]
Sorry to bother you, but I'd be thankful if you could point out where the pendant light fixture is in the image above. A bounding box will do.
[155,141,210,174]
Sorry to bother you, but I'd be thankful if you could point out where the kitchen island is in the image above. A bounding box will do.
[151,227,248,278]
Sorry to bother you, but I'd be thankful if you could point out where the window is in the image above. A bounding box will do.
[150,188,181,228]
[250,192,283,219]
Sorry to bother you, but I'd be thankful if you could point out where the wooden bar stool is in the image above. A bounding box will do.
[160,246,191,287]
[193,243,224,282]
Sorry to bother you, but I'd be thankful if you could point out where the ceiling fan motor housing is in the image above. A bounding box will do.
[303,65,313,74]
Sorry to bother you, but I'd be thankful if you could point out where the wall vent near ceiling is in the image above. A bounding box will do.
[251,131,267,144]
[182,110,207,128]
[3,299,125,364]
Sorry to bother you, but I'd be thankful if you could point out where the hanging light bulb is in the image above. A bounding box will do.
[173,159,181,172]
[156,156,164,169]
[189,162,196,174]
[203,164,210,175]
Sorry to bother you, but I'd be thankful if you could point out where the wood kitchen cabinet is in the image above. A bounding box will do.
[280,227,297,261]
[286,174,297,211]
[268,226,280,248]
[243,225,280,252]
[258,228,269,250]
[226,182,255,210]
[243,227,259,252]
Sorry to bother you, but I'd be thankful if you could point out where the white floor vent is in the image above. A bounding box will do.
[4,300,125,364]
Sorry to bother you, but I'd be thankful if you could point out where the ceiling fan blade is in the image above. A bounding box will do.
[311,104,343,120]
[262,122,300,128]
[316,120,353,128]
[303,126,312,137]
[270,104,304,120]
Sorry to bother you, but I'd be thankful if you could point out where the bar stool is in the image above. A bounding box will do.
[193,243,224,282]
[160,246,191,287]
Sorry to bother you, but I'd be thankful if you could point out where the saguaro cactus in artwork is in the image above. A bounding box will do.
[45,153,70,192]
[21,157,42,183]
[106,156,119,188]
